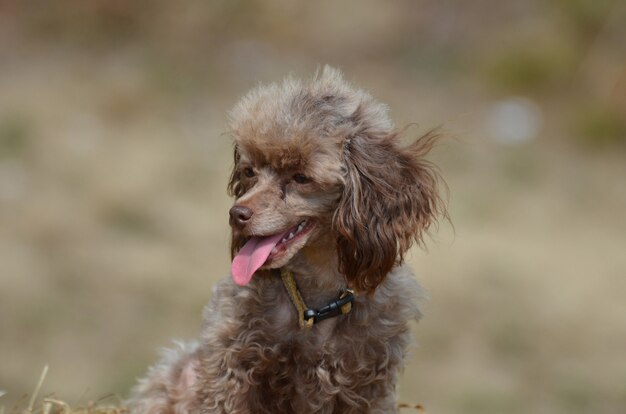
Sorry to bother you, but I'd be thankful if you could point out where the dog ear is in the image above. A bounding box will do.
[227,145,244,199]
[228,146,246,260]
[333,129,445,294]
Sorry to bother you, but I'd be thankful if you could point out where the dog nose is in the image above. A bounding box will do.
[229,205,253,227]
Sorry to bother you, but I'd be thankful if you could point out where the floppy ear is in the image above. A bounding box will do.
[227,146,246,260]
[227,145,244,199]
[333,129,445,294]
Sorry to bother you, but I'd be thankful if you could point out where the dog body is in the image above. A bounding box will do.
[128,67,444,414]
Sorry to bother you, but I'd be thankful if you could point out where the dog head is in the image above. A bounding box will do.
[227,66,444,294]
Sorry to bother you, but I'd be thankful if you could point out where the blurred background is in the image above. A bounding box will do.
[1,0,625,413]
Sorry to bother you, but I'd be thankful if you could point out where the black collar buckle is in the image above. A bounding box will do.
[303,290,355,324]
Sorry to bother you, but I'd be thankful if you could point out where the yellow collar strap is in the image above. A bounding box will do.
[279,268,355,330]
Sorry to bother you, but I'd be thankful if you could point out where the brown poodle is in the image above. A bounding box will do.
[127,66,445,414]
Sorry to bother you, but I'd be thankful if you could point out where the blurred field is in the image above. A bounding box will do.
[1,1,625,413]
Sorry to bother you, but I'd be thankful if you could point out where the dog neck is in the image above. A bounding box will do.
[282,244,347,311]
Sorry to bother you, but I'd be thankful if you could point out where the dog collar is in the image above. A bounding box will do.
[277,268,355,330]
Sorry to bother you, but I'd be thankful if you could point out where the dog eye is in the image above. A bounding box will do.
[293,173,310,184]
[243,167,255,178]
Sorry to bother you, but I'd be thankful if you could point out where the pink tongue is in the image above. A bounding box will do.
[231,232,286,286]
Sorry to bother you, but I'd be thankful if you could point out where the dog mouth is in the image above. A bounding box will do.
[268,219,315,259]
[231,219,316,286]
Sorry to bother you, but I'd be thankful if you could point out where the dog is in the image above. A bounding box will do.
[127,66,445,414]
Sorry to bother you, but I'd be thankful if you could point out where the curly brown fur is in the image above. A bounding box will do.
[127,66,446,414]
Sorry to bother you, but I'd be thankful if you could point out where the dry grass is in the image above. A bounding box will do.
[0,367,127,414]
